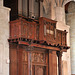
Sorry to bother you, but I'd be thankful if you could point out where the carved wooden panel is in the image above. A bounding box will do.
[46,22,55,42]
[21,20,38,40]
[33,66,46,75]
[10,20,21,39]
[32,52,46,63]
[62,31,67,46]
[56,30,62,45]
[21,22,28,38]
[56,30,67,46]
[10,19,38,40]
[39,17,56,44]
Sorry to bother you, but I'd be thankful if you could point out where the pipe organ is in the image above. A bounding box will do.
[8,17,69,75]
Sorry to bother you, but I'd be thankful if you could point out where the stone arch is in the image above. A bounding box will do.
[63,0,73,6]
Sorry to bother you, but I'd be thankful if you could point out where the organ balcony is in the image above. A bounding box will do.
[8,16,70,51]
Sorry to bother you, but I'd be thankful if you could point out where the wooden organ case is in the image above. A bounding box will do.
[8,17,70,75]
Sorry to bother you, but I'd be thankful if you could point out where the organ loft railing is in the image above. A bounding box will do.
[8,16,70,75]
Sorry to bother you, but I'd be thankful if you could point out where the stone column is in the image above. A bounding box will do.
[0,2,11,75]
[66,2,75,75]
[55,7,65,24]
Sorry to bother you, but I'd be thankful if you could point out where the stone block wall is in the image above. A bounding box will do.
[66,12,75,75]
[0,4,10,75]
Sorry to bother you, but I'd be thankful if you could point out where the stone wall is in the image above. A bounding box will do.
[66,2,75,75]
[0,2,10,75]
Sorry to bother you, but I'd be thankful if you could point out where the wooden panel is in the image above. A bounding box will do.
[62,31,67,46]
[22,50,28,62]
[39,17,56,44]
[49,50,57,75]
[21,22,28,38]
[10,44,18,75]
[17,47,23,75]
[32,52,46,63]
[21,20,38,40]
[10,20,21,39]
[32,50,48,75]
[32,65,46,75]
[52,51,57,75]
[56,29,67,46]
[22,50,28,75]
[22,64,28,75]
[35,66,46,75]
[57,52,62,75]
[56,30,62,45]
[49,51,52,75]
[10,19,38,40]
